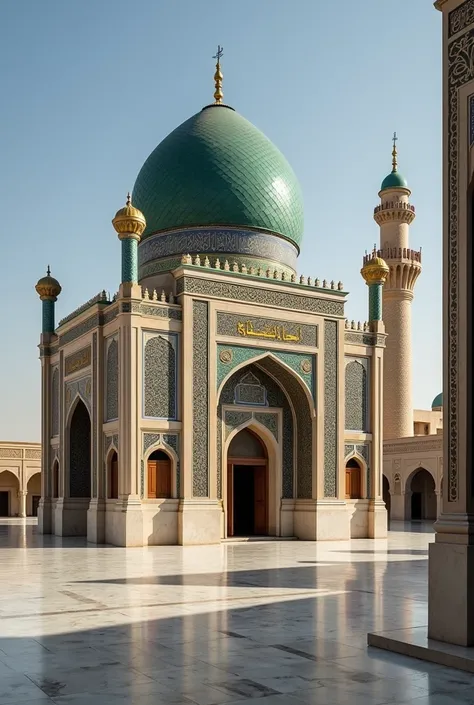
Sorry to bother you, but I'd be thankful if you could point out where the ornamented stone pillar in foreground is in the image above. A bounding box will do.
[429,0,474,647]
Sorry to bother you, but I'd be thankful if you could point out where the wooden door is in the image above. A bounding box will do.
[148,459,171,498]
[227,463,233,537]
[254,465,267,535]
[148,461,157,498]
[345,470,351,498]
[156,460,171,498]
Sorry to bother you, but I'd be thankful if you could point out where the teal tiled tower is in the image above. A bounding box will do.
[35,267,62,334]
[361,250,389,323]
[112,193,147,283]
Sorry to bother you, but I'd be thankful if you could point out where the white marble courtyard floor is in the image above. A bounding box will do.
[0,520,473,705]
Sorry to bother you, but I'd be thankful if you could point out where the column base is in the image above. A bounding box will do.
[294,500,351,540]
[106,497,144,546]
[390,493,406,521]
[368,499,388,538]
[54,498,90,536]
[37,498,53,534]
[428,539,474,646]
[87,499,106,544]
[178,499,221,545]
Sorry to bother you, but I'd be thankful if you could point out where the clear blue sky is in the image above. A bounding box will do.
[1,0,442,441]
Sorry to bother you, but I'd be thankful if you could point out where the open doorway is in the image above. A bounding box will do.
[227,428,268,537]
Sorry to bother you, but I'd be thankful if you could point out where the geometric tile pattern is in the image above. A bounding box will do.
[192,301,209,497]
[106,338,119,421]
[176,276,345,317]
[344,358,368,432]
[216,344,314,398]
[143,334,177,419]
[324,320,338,497]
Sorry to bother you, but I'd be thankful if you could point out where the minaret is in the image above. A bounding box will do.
[373,135,421,440]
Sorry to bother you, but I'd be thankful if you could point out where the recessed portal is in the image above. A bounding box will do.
[227,429,268,537]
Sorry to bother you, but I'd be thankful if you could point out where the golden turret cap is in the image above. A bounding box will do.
[112,193,146,238]
[35,266,62,300]
[361,248,389,284]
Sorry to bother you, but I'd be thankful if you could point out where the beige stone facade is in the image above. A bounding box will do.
[37,267,388,547]
[0,442,41,517]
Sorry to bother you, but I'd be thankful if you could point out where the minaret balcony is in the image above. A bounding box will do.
[373,201,416,226]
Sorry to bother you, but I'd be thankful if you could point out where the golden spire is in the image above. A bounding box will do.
[391,131,398,172]
[213,45,224,104]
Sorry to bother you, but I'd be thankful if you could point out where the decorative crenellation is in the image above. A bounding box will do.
[363,247,422,265]
[365,248,421,294]
[58,291,112,328]
[179,253,344,291]
[373,201,416,225]
[345,320,370,331]
[141,288,178,304]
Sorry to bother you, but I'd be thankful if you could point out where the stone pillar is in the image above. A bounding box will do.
[114,290,143,546]
[368,321,388,538]
[37,342,53,533]
[19,491,27,518]
[87,331,105,543]
[428,0,474,647]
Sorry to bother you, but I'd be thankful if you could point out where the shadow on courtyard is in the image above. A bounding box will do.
[0,572,470,703]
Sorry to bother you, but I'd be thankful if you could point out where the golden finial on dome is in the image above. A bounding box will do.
[391,131,398,173]
[112,192,146,239]
[361,245,390,285]
[213,45,224,105]
[35,266,62,300]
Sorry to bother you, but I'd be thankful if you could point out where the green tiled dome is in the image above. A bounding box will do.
[132,105,304,248]
[380,170,408,191]
[431,392,443,409]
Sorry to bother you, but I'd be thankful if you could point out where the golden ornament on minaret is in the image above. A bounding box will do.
[112,193,146,239]
[35,266,62,300]
[361,248,390,285]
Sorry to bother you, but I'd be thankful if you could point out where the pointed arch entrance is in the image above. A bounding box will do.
[227,428,268,537]
[69,399,91,499]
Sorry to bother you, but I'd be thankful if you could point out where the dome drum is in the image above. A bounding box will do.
[137,225,299,282]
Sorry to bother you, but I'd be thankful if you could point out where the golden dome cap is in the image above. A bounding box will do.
[361,249,389,284]
[35,266,62,300]
[112,193,146,238]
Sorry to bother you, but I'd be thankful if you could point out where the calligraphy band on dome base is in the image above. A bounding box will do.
[138,226,298,280]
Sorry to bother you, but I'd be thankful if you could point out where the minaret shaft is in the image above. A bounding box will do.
[373,156,421,440]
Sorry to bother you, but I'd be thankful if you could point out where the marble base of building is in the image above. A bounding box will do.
[428,535,474,647]
[368,499,388,538]
[52,498,90,537]
[38,498,388,546]
[87,499,106,544]
[178,499,222,545]
[37,498,53,534]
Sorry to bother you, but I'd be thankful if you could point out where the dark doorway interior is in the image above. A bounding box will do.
[411,492,422,520]
[233,466,255,536]
[69,400,91,498]
[32,496,40,517]
[0,491,8,516]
